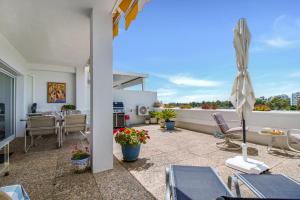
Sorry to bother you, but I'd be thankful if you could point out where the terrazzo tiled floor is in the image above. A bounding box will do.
[0,134,155,200]
[114,125,300,200]
[1,126,299,200]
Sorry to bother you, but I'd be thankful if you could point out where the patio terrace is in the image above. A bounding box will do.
[1,125,299,199]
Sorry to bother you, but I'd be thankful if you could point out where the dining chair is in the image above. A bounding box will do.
[61,114,87,146]
[24,116,60,152]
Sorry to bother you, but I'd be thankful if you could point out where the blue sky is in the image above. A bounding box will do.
[113,0,300,103]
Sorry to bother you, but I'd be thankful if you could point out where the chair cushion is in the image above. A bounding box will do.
[226,127,248,134]
[212,113,230,133]
[226,127,242,134]
[237,173,300,199]
[171,165,232,200]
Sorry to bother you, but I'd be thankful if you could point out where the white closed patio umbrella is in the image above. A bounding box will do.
[231,18,255,158]
[226,18,269,174]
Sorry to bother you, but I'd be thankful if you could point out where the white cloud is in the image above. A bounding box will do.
[175,94,222,103]
[264,38,294,48]
[256,15,300,51]
[153,73,222,88]
[157,88,177,97]
[156,87,229,103]
[170,75,221,87]
[158,93,228,103]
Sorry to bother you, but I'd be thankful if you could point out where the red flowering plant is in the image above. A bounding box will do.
[114,128,150,146]
[71,145,90,160]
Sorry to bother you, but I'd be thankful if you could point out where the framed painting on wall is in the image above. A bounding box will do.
[47,82,66,103]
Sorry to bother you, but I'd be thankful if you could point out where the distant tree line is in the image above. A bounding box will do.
[163,98,300,111]
[255,97,300,111]
[164,100,234,109]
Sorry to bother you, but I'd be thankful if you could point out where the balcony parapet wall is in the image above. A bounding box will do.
[155,108,300,149]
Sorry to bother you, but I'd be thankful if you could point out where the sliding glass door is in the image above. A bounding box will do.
[0,68,15,147]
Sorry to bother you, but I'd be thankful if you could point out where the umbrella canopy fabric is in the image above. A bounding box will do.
[230,18,255,121]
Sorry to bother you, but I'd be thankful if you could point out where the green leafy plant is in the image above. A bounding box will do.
[156,111,162,119]
[180,104,192,109]
[149,111,157,118]
[61,104,76,111]
[164,104,175,108]
[71,145,90,160]
[161,109,176,122]
[114,128,150,146]
[266,97,290,110]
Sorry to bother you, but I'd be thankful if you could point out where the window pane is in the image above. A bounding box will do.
[0,71,14,146]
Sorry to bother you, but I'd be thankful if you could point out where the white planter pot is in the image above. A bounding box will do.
[150,118,158,124]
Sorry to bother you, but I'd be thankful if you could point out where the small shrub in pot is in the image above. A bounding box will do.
[162,109,176,130]
[149,111,158,124]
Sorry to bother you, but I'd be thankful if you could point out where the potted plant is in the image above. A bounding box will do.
[162,109,176,130]
[114,128,150,161]
[156,111,165,128]
[145,116,150,124]
[61,104,76,111]
[149,111,158,124]
[71,145,90,173]
[61,104,76,115]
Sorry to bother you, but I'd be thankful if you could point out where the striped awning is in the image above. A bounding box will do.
[112,0,150,39]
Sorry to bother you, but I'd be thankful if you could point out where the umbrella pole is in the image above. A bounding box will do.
[242,116,247,161]
[242,118,246,143]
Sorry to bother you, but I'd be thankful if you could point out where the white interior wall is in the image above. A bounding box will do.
[27,69,76,112]
[0,32,27,74]
[76,66,90,112]
[113,89,157,125]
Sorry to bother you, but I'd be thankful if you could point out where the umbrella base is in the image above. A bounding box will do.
[225,156,269,174]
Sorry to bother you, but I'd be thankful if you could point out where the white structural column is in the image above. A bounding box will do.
[75,66,85,111]
[90,7,113,173]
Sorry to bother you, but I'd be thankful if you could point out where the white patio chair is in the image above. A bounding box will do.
[61,114,87,146]
[287,129,300,153]
[25,116,60,152]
